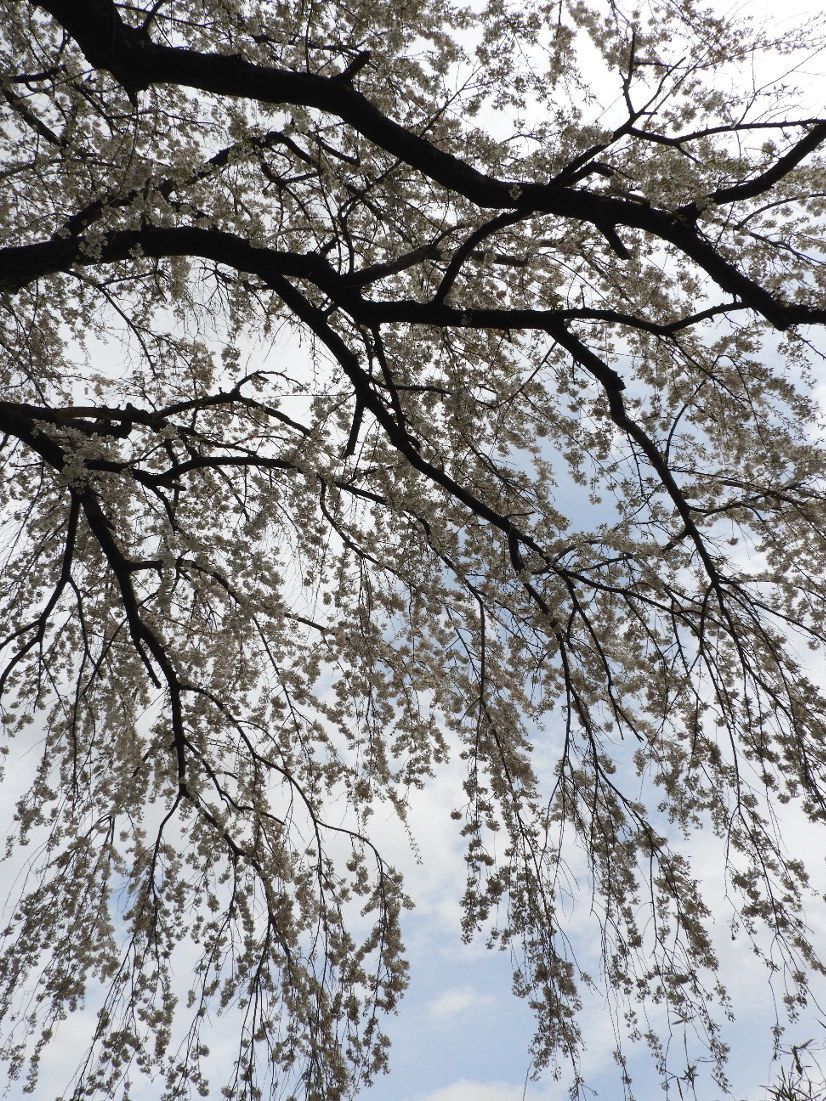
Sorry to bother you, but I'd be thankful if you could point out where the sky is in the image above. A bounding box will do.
[4,724,825,1101]
[2,1,826,1099]
[355,762,826,1101]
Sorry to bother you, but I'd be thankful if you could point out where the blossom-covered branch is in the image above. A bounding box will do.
[2,1,826,1098]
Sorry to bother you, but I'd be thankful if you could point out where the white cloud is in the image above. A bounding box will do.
[413,1078,565,1101]
[427,986,495,1020]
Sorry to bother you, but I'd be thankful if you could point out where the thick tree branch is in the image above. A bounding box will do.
[3,224,824,338]
[33,0,826,330]
[708,121,826,206]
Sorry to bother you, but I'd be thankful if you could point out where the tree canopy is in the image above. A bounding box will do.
[2,0,826,1098]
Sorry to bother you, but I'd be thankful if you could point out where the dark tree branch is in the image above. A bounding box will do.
[32,0,826,330]
[708,121,826,206]
[3,223,825,338]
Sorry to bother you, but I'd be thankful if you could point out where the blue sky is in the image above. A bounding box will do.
[4,737,824,1101]
[357,767,826,1101]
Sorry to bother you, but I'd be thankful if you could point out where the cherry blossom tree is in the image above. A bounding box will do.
[1,0,826,1097]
